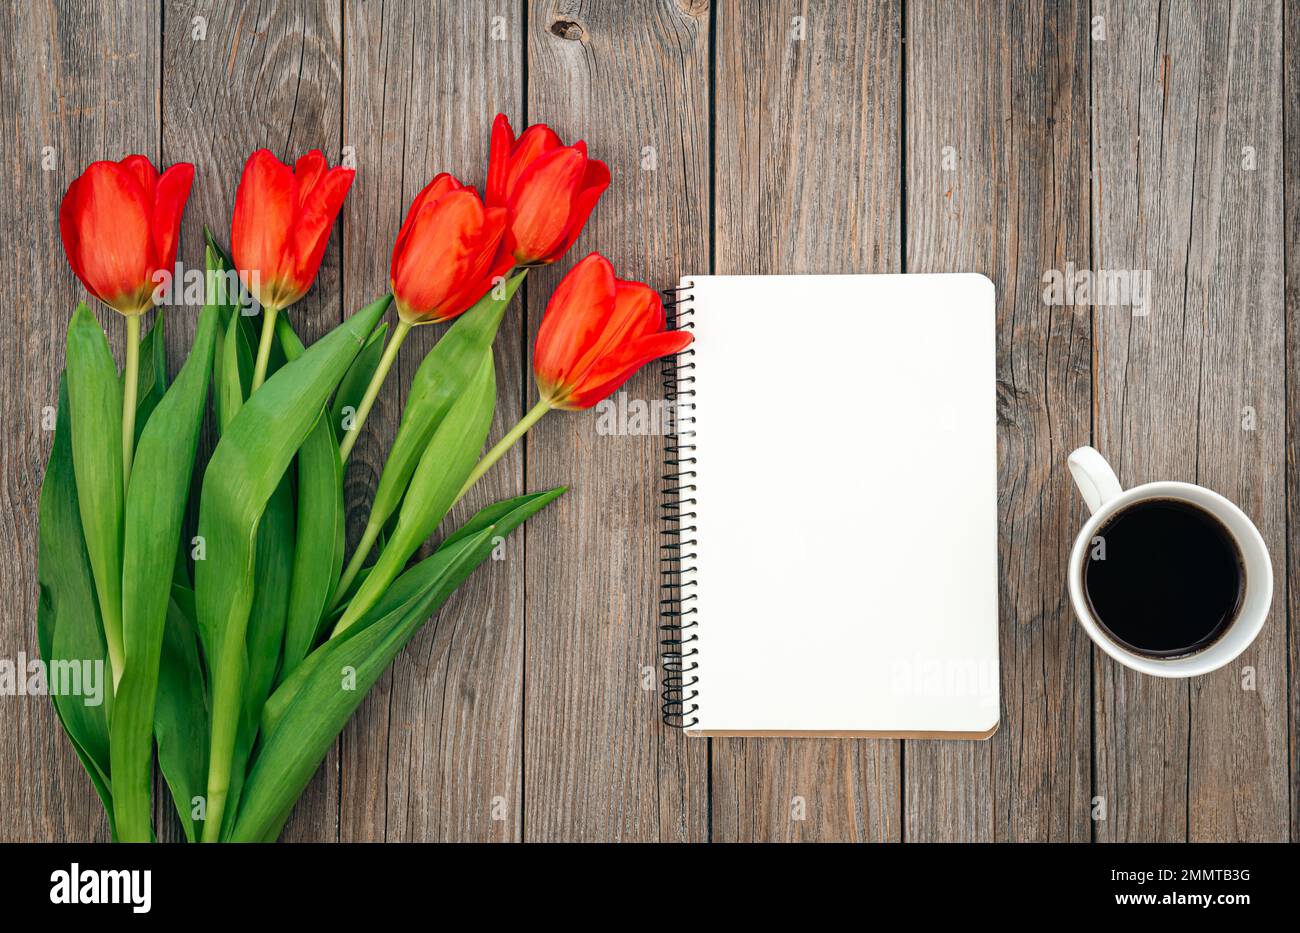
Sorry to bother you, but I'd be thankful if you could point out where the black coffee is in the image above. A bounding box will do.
[1082,499,1243,657]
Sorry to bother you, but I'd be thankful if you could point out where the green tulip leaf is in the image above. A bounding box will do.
[111,291,218,841]
[154,586,209,842]
[358,271,523,553]
[131,312,168,439]
[65,303,125,687]
[262,487,565,736]
[278,419,345,683]
[216,300,252,432]
[276,318,354,683]
[217,474,293,840]
[331,321,388,440]
[332,349,496,636]
[236,486,563,842]
[37,374,114,833]
[194,292,389,841]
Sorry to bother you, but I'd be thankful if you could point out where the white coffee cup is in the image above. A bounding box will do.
[1065,446,1272,678]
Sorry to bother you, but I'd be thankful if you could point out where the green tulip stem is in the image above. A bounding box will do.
[339,316,411,464]
[201,642,238,842]
[250,304,280,392]
[331,519,379,613]
[121,313,141,496]
[330,399,550,623]
[455,398,552,504]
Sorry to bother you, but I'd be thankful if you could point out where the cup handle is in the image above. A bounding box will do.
[1068,446,1123,515]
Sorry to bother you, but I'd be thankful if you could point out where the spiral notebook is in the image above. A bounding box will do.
[660,274,999,738]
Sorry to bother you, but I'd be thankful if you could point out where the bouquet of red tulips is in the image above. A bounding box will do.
[39,114,691,842]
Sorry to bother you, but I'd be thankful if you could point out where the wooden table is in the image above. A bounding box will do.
[1,0,1294,843]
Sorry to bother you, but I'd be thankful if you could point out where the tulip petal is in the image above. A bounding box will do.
[390,189,486,321]
[62,162,154,313]
[391,173,464,270]
[559,330,694,410]
[231,150,295,303]
[293,150,328,209]
[503,123,563,199]
[291,166,354,293]
[58,177,92,293]
[426,207,511,320]
[151,163,195,275]
[486,113,515,207]
[561,280,662,384]
[507,146,586,263]
[547,158,610,261]
[119,155,159,207]
[581,158,610,192]
[533,253,616,386]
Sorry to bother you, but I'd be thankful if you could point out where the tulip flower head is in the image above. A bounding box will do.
[231,148,354,312]
[487,114,610,266]
[59,155,195,316]
[390,173,512,325]
[534,253,693,410]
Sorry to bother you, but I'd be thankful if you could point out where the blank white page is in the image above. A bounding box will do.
[677,274,999,737]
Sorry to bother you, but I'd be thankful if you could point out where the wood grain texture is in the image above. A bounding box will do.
[338,0,525,843]
[522,0,710,841]
[1091,0,1287,841]
[160,0,346,841]
[1287,0,1300,847]
[2,0,1295,845]
[0,0,159,843]
[709,0,903,842]
[161,0,346,367]
[904,0,1094,842]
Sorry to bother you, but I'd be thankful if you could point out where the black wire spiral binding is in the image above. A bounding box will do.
[660,281,699,728]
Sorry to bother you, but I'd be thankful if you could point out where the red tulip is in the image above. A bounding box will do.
[486,113,610,266]
[534,253,692,410]
[231,149,354,311]
[59,155,195,315]
[390,173,512,325]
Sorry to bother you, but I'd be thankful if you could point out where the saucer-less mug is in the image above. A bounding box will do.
[1065,446,1272,678]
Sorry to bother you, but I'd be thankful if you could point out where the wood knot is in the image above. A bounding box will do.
[995,379,1022,426]
[549,19,585,41]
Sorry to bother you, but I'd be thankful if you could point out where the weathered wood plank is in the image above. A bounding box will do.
[161,0,347,841]
[4,0,1294,848]
[709,0,904,842]
[1287,0,1300,847]
[1178,0,1287,843]
[338,0,525,842]
[904,0,1094,842]
[1091,0,1287,841]
[161,0,346,370]
[522,0,711,841]
[0,0,159,843]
